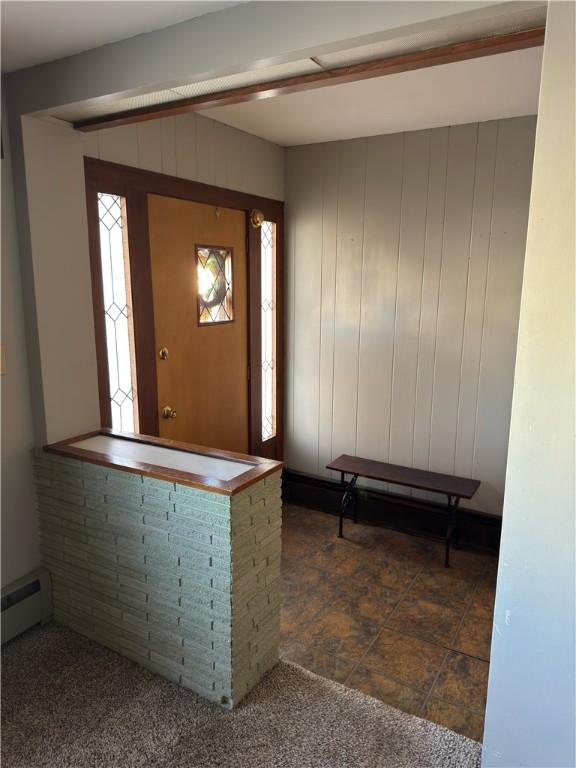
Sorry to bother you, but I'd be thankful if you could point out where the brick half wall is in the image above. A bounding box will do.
[34,449,282,708]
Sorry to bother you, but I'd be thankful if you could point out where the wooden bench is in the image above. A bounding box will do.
[326,455,481,568]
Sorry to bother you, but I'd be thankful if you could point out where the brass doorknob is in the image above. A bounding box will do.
[159,347,169,360]
[161,406,177,419]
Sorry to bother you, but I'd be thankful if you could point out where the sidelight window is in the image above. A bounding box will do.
[261,221,277,441]
[96,193,139,432]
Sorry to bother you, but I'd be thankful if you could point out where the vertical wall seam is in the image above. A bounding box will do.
[329,152,341,467]
[387,132,406,462]
[172,118,177,175]
[160,121,165,175]
[355,139,369,455]
[411,130,433,469]
[471,120,501,476]
[316,151,326,475]
[175,116,181,178]
[289,180,297,459]
[427,127,451,471]
[453,123,480,475]
[175,118,181,179]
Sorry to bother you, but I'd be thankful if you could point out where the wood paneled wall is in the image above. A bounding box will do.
[285,117,536,516]
[81,112,284,201]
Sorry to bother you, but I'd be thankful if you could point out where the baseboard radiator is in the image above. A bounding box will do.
[1,567,53,645]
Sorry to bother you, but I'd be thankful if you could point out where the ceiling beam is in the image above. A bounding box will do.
[74,26,545,132]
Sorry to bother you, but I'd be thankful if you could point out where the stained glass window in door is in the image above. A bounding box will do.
[97,192,139,432]
[196,246,234,324]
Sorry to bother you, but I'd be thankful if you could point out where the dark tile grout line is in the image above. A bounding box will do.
[345,580,449,719]
[348,621,491,677]
[420,650,451,715]
[341,653,487,721]
[382,577,485,654]
[423,681,488,717]
[415,555,490,711]
[454,578,482,640]
[340,563,426,689]
[419,575,491,718]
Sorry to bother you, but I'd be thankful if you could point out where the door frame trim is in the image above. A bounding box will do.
[84,157,284,459]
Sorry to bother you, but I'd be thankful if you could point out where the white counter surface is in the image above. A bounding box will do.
[71,435,255,482]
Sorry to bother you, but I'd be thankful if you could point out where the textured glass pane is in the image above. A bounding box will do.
[119,397,135,433]
[111,401,121,431]
[104,314,119,397]
[196,246,234,324]
[97,193,139,433]
[261,221,276,441]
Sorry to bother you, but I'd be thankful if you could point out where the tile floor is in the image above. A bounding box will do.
[280,504,498,742]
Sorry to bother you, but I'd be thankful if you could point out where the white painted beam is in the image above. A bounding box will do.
[5,2,527,116]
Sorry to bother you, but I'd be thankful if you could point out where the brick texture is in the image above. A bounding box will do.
[35,450,282,708]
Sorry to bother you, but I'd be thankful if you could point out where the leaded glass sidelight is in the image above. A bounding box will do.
[261,221,277,441]
[196,246,234,324]
[97,193,139,432]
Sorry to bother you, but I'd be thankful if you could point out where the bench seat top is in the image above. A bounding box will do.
[326,454,480,499]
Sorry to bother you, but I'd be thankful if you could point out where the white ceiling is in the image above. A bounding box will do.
[200,46,543,146]
[0,1,243,73]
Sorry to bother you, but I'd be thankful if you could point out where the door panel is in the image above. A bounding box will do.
[148,194,249,453]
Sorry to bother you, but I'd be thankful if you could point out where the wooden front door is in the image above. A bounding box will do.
[147,194,249,453]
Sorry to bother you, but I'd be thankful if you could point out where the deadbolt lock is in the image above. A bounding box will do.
[161,406,177,419]
[159,347,169,360]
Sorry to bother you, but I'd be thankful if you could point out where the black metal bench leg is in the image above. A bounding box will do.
[338,473,358,539]
[338,472,345,538]
[445,496,460,568]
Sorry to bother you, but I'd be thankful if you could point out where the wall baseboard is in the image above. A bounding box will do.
[283,469,501,553]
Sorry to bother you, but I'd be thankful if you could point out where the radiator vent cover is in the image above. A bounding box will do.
[1,567,53,644]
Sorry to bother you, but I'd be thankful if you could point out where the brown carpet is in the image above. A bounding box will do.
[2,623,481,767]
